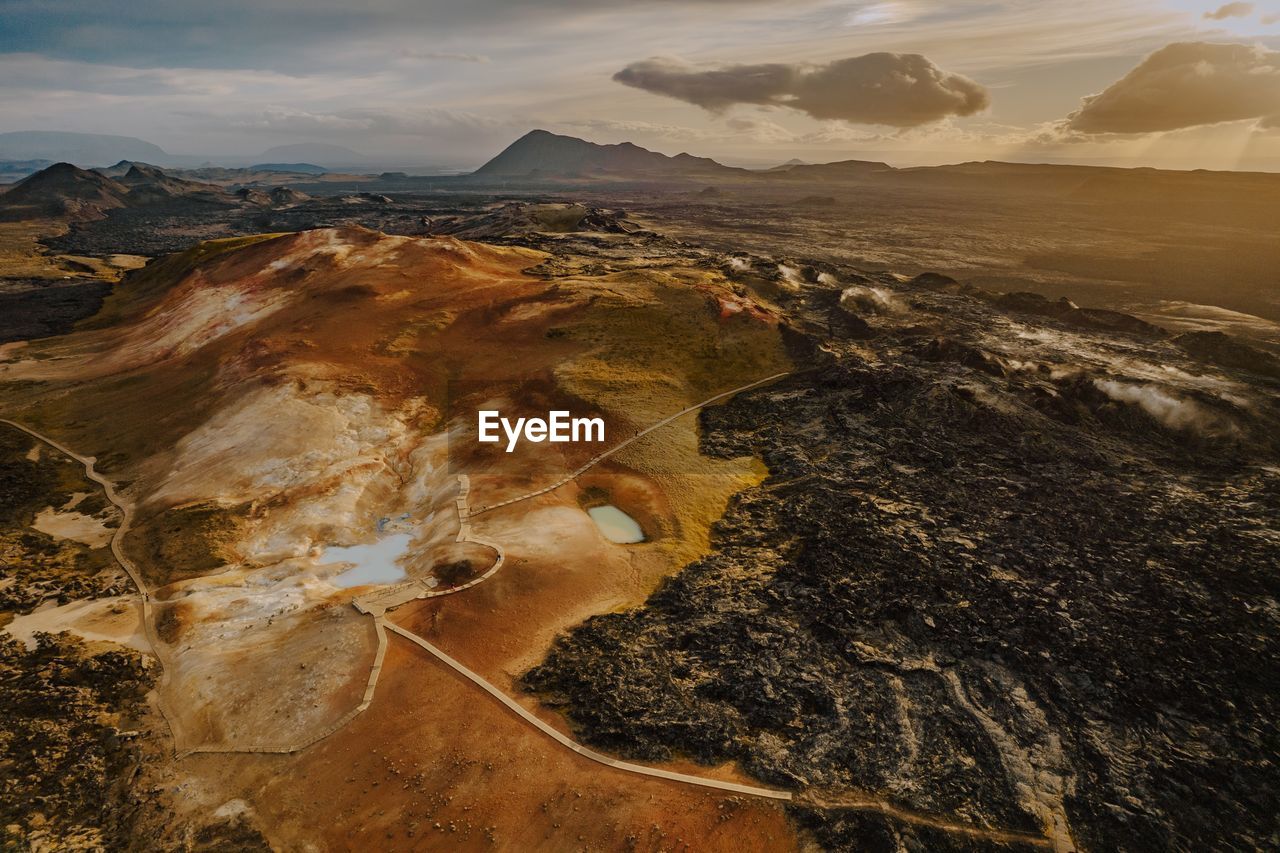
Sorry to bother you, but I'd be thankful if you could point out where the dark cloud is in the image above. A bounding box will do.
[0,0,796,71]
[1203,3,1253,20]
[613,54,989,127]
[1066,42,1280,133]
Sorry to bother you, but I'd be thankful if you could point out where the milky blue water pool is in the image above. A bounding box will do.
[325,533,412,587]
[587,505,645,544]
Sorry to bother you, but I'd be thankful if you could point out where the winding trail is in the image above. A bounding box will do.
[383,619,793,800]
[386,607,1055,847]
[175,617,391,758]
[0,417,182,750]
[470,371,792,516]
[163,375,801,753]
[1,419,149,600]
[2,379,1058,848]
[796,790,1052,848]
[351,474,505,617]
[179,472,506,755]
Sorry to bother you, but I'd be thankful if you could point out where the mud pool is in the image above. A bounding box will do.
[326,533,413,587]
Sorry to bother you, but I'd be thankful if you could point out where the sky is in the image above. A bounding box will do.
[2,0,1279,170]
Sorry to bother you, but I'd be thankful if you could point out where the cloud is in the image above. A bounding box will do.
[1203,2,1253,20]
[0,0,818,71]
[555,118,710,140]
[223,106,508,136]
[724,116,797,142]
[613,53,989,127]
[398,49,489,63]
[1066,42,1280,133]
[0,52,362,100]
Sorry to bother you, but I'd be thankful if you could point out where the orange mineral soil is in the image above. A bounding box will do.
[0,225,797,849]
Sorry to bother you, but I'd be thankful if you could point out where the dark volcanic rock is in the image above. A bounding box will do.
[428,201,637,240]
[43,192,461,256]
[0,633,156,847]
[913,336,1009,376]
[269,186,311,206]
[526,288,1280,850]
[910,271,962,291]
[236,187,272,206]
[994,291,1166,338]
[1175,330,1280,381]
[0,278,112,343]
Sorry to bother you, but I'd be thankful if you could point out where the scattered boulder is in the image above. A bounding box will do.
[909,271,962,292]
[912,336,1008,376]
[1175,330,1280,380]
[268,186,310,206]
[840,284,905,316]
[235,187,272,206]
[995,291,1165,337]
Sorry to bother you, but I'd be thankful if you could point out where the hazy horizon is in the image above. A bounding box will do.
[2,0,1280,172]
[13,125,1280,174]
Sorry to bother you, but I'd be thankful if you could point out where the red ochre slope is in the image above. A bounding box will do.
[0,225,796,849]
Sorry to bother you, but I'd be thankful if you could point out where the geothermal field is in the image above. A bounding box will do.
[3,137,1278,850]
[1,77,1278,850]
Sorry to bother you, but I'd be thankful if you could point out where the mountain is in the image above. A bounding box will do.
[0,162,131,219]
[0,131,169,167]
[94,159,147,178]
[1,161,233,220]
[118,162,232,204]
[767,158,810,171]
[120,162,194,192]
[764,158,893,180]
[474,129,737,178]
[257,143,365,166]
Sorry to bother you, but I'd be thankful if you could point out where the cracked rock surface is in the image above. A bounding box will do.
[525,273,1280,851]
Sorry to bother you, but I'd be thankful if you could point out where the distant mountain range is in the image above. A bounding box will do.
[7,127,1280,188]
[467,131,1280,223]
[0,131,171,167]
[0,132,368,173]
[6,129,1280,223]
[475,129,739,178]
